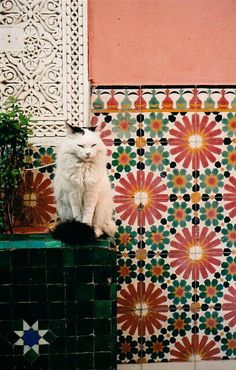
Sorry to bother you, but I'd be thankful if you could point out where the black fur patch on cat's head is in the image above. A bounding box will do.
[66,123,98,135]
[66,123,85,135]
[85,126,97,132]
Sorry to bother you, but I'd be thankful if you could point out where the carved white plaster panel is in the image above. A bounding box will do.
[0,0,88,139]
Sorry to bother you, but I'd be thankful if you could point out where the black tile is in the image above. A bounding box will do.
[29,302,48,320]
[46,249,63,267]
[29,249,46,266]
[12,285,29,302]
[47,285,65,302]
[11,250,29,267]
[65,285,75,301]
[0,286,12,302]
[74,249,93,266]
[47,268,64,283]
[12,267,30,284]
[12,303,30,319]
[95,285,111,300]
[94,352,112,369]
[30,285,47,302]
[76,302,93,319]
[49,354,66,369]
[77,335,94,352]
[49,337,66,354]
[0,304,12,320]
[94,267,112,283]
[76,319,93,335]
[29,268,46,284]
[0,251,11,269]
[0,270,12,285]
[31,354,49,370]
[76,266,93,283]
[0,356,13,369]
[76,353,93,369]
[48,302,65,319]
[65,320,76,336]
[94,319,111,335]
[64,267,76,284]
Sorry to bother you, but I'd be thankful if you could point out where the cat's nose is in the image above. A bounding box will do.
[86,152,91,157]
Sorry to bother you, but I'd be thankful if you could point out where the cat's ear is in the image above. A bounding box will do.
[87,126,97,132]
[88,122,103,132]
[66,123,84,135]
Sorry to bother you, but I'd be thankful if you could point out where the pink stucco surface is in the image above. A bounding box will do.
[88,0,236,85]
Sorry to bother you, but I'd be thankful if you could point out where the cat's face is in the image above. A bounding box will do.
[65,124,104,161]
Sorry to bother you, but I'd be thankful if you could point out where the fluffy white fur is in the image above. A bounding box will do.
[54,124,116,237]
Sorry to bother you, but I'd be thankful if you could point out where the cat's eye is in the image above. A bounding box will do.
[78,144,84,148]
[91,144,97,147]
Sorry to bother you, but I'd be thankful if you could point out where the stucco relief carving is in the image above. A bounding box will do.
[0,0,87,141]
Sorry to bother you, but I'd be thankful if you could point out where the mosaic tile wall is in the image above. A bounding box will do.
[0,241,117,369]
[10,85,236,367]
[89,86,236,365]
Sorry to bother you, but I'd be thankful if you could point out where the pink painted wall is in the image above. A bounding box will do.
[88,0,236,85]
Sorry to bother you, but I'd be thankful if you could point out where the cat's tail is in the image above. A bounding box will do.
[52,220,96,245]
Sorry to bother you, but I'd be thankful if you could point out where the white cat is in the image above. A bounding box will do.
[54,123,116,240]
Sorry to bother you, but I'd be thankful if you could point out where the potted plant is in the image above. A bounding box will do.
[0,97,32,233]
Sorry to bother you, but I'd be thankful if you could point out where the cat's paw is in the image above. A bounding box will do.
[94,227,103,238]
[105,222,117,236]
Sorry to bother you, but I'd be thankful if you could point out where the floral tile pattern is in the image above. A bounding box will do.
[90,86,236,365]
[14,86,236,365]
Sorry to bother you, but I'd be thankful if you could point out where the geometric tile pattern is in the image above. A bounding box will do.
[0,242,116,369]
[90,86,236,365]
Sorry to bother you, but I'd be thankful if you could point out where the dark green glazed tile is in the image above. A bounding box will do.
[63,249,74,267]
[47,285,65,302]
[94,352,112,369]
[0,251,11,269]
[48,302,65,319]
[94,318,111,335]
[77,335,94,352]
[76,353,93,369]
[12,285,29,302]
[94,267,112,283]
[48,319,65,336]
[76,284,94,301]
[95,335,114,351]
[49,354,66,369]
[0,285,12,302]
[49,337,66,354]
[0,304,12,320]
[76,266,93,283]
[46,249,63,266]
[93,248,113,265]
[28,249,46,266]
[29,267,46,284]
[66,336,77,352]
[47,267,64,283]
[76,319,93,335]
[76,302,94,318]
[94,301,112,318]
[30,285,47,301]
[95,284,111,300]
[74,248,93,266]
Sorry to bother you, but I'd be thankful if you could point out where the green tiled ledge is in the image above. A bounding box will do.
[0,234,111,249]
